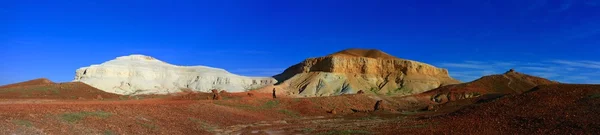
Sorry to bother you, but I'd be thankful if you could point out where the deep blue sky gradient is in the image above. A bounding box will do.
[1,0,600,85]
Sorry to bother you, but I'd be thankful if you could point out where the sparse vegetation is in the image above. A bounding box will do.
[302,128,315,133]
[51,88,61,94]
[0,88,18,93]
[369,87,380,94]
[360,115,379,120]
[386,89,393,96]
[278,109,300,118]
[318,129,371,135]
[12,119,33,127]
[589,93,600,99]
[214,101,259,110]
[189,118,217,132]
[402,122,438,129]
[261,100,279,109]
[400,110,421,115]
[395,87,413,95]
[1,86,62,95]
[118,96,128,100]
[103,130,115,135]
[137,121,159,130]
[243,85,266,92]
[60,111,112,123]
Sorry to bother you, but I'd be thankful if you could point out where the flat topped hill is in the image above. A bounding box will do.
[327,49,398,59]
[274,48,459,97]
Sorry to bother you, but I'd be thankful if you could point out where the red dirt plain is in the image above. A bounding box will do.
[375,84,600,134]
[1,77,599,134]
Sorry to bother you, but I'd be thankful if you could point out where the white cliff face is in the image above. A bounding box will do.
[74,54,277,95]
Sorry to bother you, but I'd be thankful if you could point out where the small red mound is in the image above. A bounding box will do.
[420,70,558,104]
[0,81,121,100]
[327,48,398,59]
[0,78,54,88]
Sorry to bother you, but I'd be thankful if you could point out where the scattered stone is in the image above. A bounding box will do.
[247,93,254,97]
[449,92,457,101]
[327,109,337,114]
[427,105,437,111]
[357,90,365,94]
[431,93,448,103]
[351,108,371,113]
[213,93,221,100]
[374,100,383,111]
[211,89,221,100]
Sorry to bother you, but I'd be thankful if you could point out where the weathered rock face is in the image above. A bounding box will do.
[74,54,276,95]
[274,49,460,97]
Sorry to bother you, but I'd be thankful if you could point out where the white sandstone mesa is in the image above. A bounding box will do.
[73,54,276,95]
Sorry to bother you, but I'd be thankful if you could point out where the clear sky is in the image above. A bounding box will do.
[1,0,599,85]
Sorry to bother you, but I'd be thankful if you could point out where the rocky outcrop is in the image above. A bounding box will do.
[74,54,276,95]
[274,49,460,97]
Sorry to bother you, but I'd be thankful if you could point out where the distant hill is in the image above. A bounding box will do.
[0,78,121,99]
[74,54,277,95]
[0,78,54,88]
[421,69,559,103]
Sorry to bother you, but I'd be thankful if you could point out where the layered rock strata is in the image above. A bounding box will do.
[274,49,460,97]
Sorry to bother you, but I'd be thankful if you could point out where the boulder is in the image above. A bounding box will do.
[327,109,337,114]
[213,93,221,100]
[357,90,365,94]
[374,100,383,111]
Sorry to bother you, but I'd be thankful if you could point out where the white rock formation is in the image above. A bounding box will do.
[74,54,276,95]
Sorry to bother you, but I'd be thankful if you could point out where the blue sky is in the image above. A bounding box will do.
[1,0,599,85]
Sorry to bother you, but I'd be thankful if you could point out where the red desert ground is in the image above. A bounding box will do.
[1,49,599,135]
